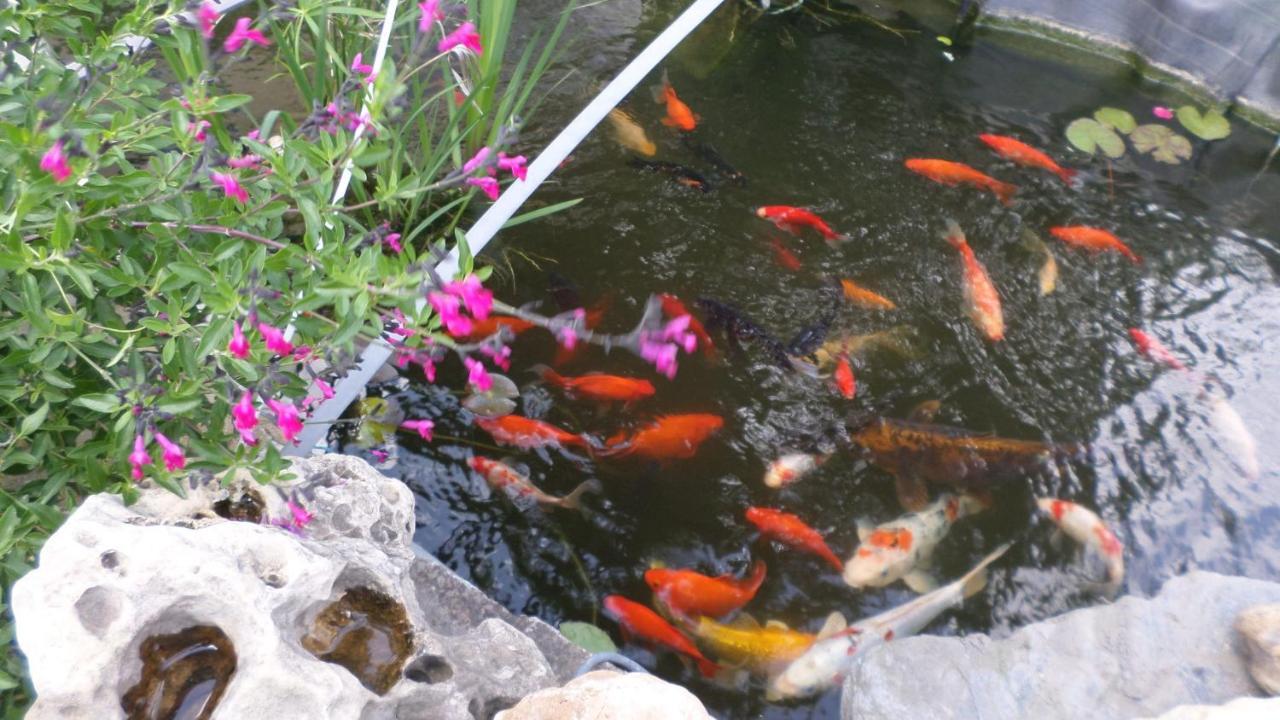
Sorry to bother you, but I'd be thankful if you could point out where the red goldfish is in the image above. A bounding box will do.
[603,595,719,677]
[744,507,843,572]
[597,413,724,462]
[475,415,591,450]
[658,293,717,360]
[905,158,1017,206]
[1048,226,1141,263]
[459,315,535,343]
[834,354,856,399]
[944,220,1004,342]
[534,365,656,405]
[769,237,803,271]
[467,457,598,511]
[1128,328,1186,371]
[755,206,845,243]
[644,560,767,618]
[652,70,698,132]
[978,134,1077,185]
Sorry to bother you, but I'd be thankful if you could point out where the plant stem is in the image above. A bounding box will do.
[127,221,289,251]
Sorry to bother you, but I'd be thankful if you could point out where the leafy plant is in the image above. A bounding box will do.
[1094,107,1136,134]
[1175,105,1231,141]
[560,621,618,654]
[1065,117,1125,158]
[1131,124,1193,164]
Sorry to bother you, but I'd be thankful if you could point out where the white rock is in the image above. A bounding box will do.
[1140,696,1280,720]
[494,670,713,720]
[1236,604,1280,695]
[13,454,558,719]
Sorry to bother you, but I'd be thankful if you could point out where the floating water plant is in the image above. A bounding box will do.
[560,621,618,653]
[1065,118,1125,158]
[1131,124,1193,164]
[1094,107,1136,134]
[1175,106,1231,141]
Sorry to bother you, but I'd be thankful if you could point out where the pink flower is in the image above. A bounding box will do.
[266,398,303,444]
[384,232,402,253]
[286,499,314,528]
[418,0,444,32]
[232,391,259,446]
[480,343,511,371]
[313,377,335,400]
[402,419,435,441]
[1153,106,1174,120]
[427,291,473,337]
[154,432,187,472]
[246,129,261,141]
[351,52,375,83]
[197,2,220,38]
[210,171,248,203]
[444,275,492,320]
[257,323,294,356]
[370,448,389,462]
[421,356,437,382]
[463,146,491,174]
[640,338,679,380]
[188,119,210,142]
[464,356,492,392]
[228,321,250,358]
[224,17,271,53]
[557,326,578,350]
[40,141,71,183]
[466,176,500,201]
[661,315,698,354]
[439,21,482,55]
[128,434,152,480]
[497,153,528,181]
[227,154,262,169]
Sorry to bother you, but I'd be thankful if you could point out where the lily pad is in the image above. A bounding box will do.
[1093,107,1136,134]
[463,373,519,418]
[1065,118,1125,158]
[1175,105,1230,141]
[1131,124,1193,164]
[560,621,617,654]
[356,396,404,447]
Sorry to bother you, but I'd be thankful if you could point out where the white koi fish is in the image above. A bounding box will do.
[767,543,1012,701]
[1205,392,1260,481]
[763,452,830,488]
[842,494,986,593]
[1036,498,1124,596]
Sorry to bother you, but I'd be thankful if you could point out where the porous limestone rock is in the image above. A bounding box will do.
[13,454,561,719]
[1236,604,1280,695]
[494,670,712,720]
[841,571,1280,720]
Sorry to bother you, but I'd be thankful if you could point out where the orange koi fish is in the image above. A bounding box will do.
[596,413,724,462]
[944,220,1004,342]
[978,134,1077,185]
[467,457,598,511]
[1048,226,1141,263]
[534,365,656,405]
[834,354,856,399]
[651,70,698,132]
[839,279,896,310]
[745,507,843,572]
[769,237,803,271]
[644,560,767,618]
[1128,328,1186,371]
[905,158,1017,206]
[475,415,591,450]
[603,595,719,677]
[658,293,717,360]
[755,206,845,243]
[459,315,535,343]
[1037,498,1124,595]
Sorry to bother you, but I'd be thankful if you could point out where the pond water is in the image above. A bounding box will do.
[339,4,1280,717]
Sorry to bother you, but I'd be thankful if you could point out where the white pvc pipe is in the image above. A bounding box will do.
[288,0,729,454]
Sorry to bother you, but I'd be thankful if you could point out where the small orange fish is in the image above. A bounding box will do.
[652,70,698,132]
[944,220,1004,342]
[905,158,1017,206]
[467,457,597,511]
[769,237,802,271]
[755,206,844,243]
[744,507,844,572]
[459,315,535,343]
[978,134,1076,185]
[839,279,896,310]
[597,413,724,463]
[475,415,591,450]
[659,293,716,360]
[603,595,720,677]
[644,560,767,618]
[1128,328,1186,371]
[1048,226,1141,263]
[834,354,856,399]
[535,365,656,405]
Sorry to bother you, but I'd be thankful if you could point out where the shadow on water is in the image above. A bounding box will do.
[337,3,1279,718]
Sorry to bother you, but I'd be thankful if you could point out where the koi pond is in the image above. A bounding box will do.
[339,4,1279,717]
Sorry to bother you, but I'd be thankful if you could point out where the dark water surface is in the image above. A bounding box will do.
[342,5,1280,717]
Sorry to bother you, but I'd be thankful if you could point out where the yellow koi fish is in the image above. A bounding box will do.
[607,108,657,157]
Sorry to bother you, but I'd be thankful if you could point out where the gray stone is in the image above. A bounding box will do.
[13,455,567,720]
[1236,604,1280,695]
[841,571,1280,720]
[494,670,712,720]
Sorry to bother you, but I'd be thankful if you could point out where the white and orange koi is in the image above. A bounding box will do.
[842,494,986,593]
[468,457,599,511]
[944,220,1004,341]
[1036,498,1124,595]
[767,543,1011,700]
[763,452,830,489]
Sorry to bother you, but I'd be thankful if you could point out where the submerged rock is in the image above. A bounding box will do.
[495,670,712,720]
[13,455,572,719]
[841,571,1280,720]
[1236,604,1280,695]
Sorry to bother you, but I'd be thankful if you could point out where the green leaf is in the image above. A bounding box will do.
[1065,118,1125,158]
[18,403,49,437]
[156,397,201,415]
[502,198,583,230]
[1093,107,1136,134]
[1175,106,1230,141]
[559,621,617,654]
[72,393,119,413]
[1131,124,1193,164]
